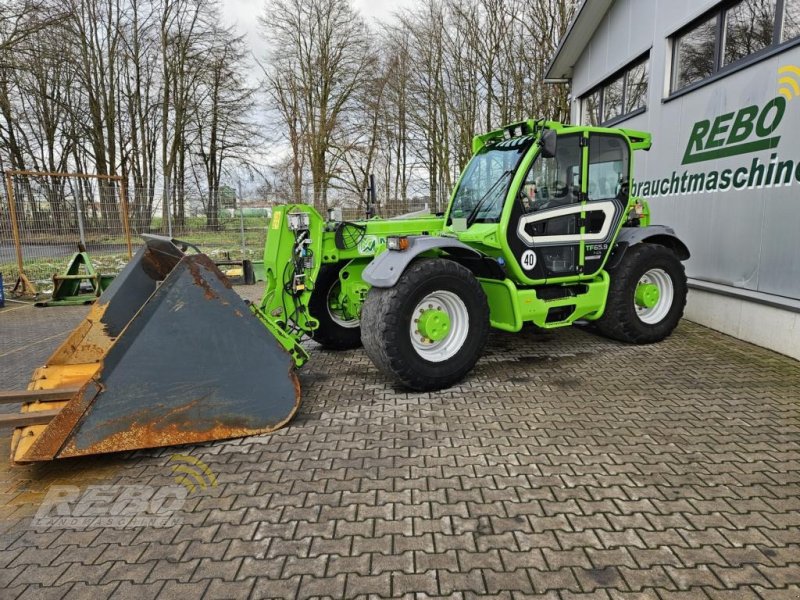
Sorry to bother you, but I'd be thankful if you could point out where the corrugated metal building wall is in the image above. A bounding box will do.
[548,0,800,359]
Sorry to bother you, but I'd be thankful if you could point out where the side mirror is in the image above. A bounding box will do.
[540,129,557,159]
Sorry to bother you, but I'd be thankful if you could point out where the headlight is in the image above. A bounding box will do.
[386,236,410,251]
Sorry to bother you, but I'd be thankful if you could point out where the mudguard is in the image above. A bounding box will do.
[607,225,690,270]
[362,236,482,288]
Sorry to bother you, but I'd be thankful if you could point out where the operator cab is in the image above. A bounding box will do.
[447,122,633,283]
[508,129,631,282]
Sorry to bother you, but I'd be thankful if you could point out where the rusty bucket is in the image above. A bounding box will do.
[6,235,300,464]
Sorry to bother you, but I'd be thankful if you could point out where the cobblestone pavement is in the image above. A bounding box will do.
[0,290,799,599]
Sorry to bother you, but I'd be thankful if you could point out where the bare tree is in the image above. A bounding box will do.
[0,0,65,56]
[0,0,67,175]
[159,0,219,230]
[63,0,128,227]
[191,30,257,228]
[261,0,374,211]
[119,0,161,231]
[0,0,578,229]
[258,56,305,203]
[381,29,413,208]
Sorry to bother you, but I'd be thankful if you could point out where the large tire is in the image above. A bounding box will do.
[308,264,362,350]
[595,243,687,344]
[361,258,489,391]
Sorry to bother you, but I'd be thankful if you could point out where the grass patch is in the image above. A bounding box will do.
[2,224,268,295]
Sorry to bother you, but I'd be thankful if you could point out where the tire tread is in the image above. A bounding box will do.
[361,259,488,390]
[595,243,687,344]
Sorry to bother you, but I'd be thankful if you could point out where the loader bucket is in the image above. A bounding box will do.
[8,235,300,464]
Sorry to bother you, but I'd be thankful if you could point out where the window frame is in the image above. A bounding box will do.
[669,0,799,97]
[587,133,631,204]
[579,53,650,127]
[519,132,583,215]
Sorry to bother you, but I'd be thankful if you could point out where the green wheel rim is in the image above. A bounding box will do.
[410,291,469,362]
[417,308,451,341]
[635,269,674,324]
[635,282,660,309]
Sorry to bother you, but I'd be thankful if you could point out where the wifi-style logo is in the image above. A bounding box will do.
[169,454,218,494]
[778,65,800,101]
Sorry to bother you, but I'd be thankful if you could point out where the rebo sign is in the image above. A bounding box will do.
[681,96,786,165]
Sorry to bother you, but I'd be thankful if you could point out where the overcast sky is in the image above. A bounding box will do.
[217,0,418,173]
[220,0,418,82]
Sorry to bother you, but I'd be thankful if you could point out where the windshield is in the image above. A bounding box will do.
[449,135,534,223]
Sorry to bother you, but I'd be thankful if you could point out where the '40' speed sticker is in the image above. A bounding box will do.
[521,250,537,270]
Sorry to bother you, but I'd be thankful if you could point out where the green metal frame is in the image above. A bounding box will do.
[260,204,443,334]
[478,271,610,332]
[260,120,655,366]
[35,252,114,307]
[336,260,371,321]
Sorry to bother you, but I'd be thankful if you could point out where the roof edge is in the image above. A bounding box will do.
[544,0,615,82]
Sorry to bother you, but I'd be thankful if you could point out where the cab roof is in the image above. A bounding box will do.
[472,120,652,154]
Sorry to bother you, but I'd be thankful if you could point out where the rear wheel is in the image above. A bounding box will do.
[361,258,489,391]
[308,264,362,350]
[595,243,687,343]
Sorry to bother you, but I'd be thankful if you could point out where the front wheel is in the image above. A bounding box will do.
[308,264,362,350]
[360,258,489,391]
[594,243,687,344]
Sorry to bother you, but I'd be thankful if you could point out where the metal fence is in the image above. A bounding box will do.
[0,173,275,295]
[1,171,131,295]
[1,170,433,297]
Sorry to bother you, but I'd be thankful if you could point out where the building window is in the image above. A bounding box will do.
[582,90,601,126]
[624,60,649,113]
[723,0,776,65]
[674,15,717,90]
[671,0,800,94]
[784,0,800,41]
[602,75,624,122]
[580,55,649,126]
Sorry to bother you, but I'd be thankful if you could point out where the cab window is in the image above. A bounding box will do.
[519,135,582,214]
[587,135,629,202]
[449,135,533,223]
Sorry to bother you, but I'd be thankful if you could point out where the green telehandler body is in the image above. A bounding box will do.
[258,119,689,390]
[5,119,689,463]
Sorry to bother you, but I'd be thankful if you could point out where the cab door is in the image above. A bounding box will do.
[508,133,584,281]
[581,133,631,275]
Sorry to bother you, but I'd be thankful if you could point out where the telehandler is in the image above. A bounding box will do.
[5,119,688,463]
[259,118,689,390]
